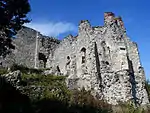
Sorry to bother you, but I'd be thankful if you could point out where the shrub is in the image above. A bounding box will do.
[10,64,43,74]
[20,73,70,102]
[0,68,8,75]
[113,101,150,113]
[19,72,112,113]
[145,80,150,101]
[69,88,112,113]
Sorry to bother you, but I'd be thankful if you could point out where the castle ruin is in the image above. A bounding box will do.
[2,12,149,106]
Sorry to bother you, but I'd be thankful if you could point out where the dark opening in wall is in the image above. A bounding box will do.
[38,53,47,61]
[120,48,125,50]
[57,66,61,72]
[102,61,109,65]
[0,62,2,66]
[80,47,86,64]
[41,38,45,46]
[101,41,106,47]
[67,56,70,60]
[38,53,47,68]
[81,47,86,53]
[105,61,109,65]
[66,56,71,65]
[82,56,86,64]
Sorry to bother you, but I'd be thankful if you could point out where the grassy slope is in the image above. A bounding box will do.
[0,64,150,113]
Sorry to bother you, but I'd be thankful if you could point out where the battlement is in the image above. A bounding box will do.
[104,12,115,17]
[78,20,92,34]
[115,16,124,28]
[104,12,115,25]
[104,12,124,28]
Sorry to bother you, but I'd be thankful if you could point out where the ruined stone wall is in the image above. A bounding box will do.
[2,26,60,68]
[2,27,37,68]
[124,37,149,105]
[38,35,60,68]
[46,12,149,106]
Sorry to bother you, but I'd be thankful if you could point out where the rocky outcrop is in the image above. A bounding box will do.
[0,70,24,87]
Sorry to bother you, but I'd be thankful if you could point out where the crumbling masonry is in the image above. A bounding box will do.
[2,12,149,106]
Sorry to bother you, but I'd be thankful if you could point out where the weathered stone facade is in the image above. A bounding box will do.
[2,12,149,106]
[2,26,60,68]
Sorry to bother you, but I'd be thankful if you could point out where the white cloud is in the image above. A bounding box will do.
[25,21,77,37]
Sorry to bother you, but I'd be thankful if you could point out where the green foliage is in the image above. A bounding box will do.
[113,101,150,113]
[145,80,150,101]
[70,88,112,113]
[10,64,43,74]
[20,73,70,102]
[18,71,112,113]
[0,0,31,37]
[0,68,8,75]
[0,0,31,58]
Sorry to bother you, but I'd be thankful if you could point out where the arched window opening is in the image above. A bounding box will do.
[81,47,86,53]
[80,47,86,64]
[67,56,70,60]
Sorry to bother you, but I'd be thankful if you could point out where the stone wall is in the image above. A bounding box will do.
[2,26,60,69]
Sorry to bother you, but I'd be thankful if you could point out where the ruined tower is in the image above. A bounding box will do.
[46,12,149,106]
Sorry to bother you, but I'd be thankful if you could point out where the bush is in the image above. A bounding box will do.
[145,80,150,101]
[113,101,150,113]
[20,73,70,102]
[10,64,43,74]
[18,72,112,113]
[69,88,112,113]
[0,68,8,75]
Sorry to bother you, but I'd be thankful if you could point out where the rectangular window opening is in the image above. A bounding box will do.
[120,48,126,50]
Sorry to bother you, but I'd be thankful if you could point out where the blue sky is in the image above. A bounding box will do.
[26,0,150,79]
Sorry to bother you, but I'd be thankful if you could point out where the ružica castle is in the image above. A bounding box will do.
[2,12,149,106]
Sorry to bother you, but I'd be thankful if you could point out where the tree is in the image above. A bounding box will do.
[0,0,31,58]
